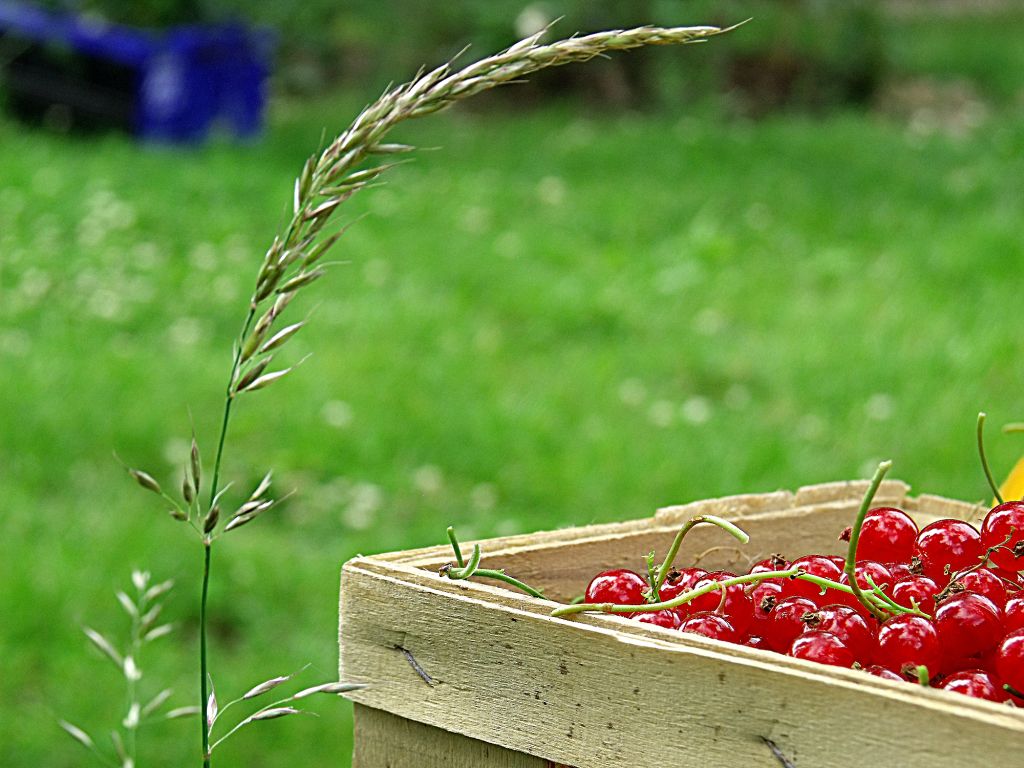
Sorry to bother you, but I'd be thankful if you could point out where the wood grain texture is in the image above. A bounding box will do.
[340,483,1024,766]
[353,704,566,768]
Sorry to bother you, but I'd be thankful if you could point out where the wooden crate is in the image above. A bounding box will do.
[339,480,1024,767]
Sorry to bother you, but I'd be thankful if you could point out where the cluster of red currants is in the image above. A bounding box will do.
[584,502,1024,702]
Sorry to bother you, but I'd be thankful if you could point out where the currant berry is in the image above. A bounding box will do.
[957,568,1007,608]
[934,592,1004,661]
[1005,596,1024,632]
[679,612,739,643]
[875,615,942,680]
[936,669,1008,702]
[745,635,770,650]
[749,580,783,630]
[585,569,647,606]
[663,566,709,593]
[802,604,877,664]
[914,519,984,583]
[890,575,940,615]
[632,609,681,629]
[785,555,843,604]
[690,571,754,634]
[789,630,855,668]
[886,562,913,580]
[981,501,1024,572]
[842,506,918,563]
[864,664,905,682]
[748,554,791,581]
[763,596,817,653]
[995,628,1024,694]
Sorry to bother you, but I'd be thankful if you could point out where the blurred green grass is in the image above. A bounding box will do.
[4,20,1024,768]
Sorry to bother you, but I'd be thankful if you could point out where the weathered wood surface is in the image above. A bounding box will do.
[340,482,1023,767]
[353,704,568,767]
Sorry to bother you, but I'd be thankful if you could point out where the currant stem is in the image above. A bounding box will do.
[916,665,930,687]
[844,461,894,622]
[652,515,750,597]
[448,544,481,579]
[551,568,799,617]
[470,569,546,598]
[446,526,466,568]
[978,412,1005,505]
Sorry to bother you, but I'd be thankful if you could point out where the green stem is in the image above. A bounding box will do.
[844,461,893,622]
[448,544,481,579]
[200,542,212,767]
[552,568,799,617]
[916,665,930,687]
[652,515,750,597]
[446,526,465,568]
[470,569,545,599]
[978,412,1004,504]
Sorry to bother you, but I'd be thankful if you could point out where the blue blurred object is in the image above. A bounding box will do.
[0,1,273,142]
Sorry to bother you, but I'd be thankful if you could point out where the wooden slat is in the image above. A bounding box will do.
[353,704,562,768]
[340,562,1024,768]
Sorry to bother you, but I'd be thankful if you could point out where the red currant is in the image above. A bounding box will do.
[585,569,647,606]
[936,669,1008,702]
[957,568,1007,608]
[789,631,854,668]
[632,609,681,629]
[890,575,939,615]
[749,554,791,582]
[914,519,984,583]
[1005,595,1024,632]
[785,555,843,604]
[875,615,942,680]
[981,501,1024,572]
[844,507,918,563]
[934,592,1004,661]
[689,571,754,634]
[749,580,783,630]
[763,596,817,653]
[679,612,738,643]
[864,664,905,682]
[802,604,877,664]
[995,628,1024,694]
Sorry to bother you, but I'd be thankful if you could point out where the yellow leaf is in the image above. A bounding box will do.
[998,456,1024,503]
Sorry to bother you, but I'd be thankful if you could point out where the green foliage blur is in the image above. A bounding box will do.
[40,1,885,107]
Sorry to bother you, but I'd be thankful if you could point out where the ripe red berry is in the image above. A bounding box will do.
[748,554,791,581]
[875,615,942,680]
[936,669,1008,702]
[1005,596,1024,632]
[632,609,681,629]
[914,519,984,583]
[802,604,877,664]
[745,635,770,650]
[934,592,1004,661]
[585,569,647,606]
[981,501,1024,572]
[785,555,843,604]
[789,631,854,668]
[891,575,940,615]
[663,567,709,593]
[995,628,1024,694]
[763,596,817,652]
[864,664,905,682]
[957,568,1007,608]
[679,612,738,643]
[750,580,784,630]
[689,571,754,634]
[846,507,919,563]
[887,562,913,580]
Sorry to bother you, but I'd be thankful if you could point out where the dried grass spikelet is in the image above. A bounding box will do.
[227,23,729,401]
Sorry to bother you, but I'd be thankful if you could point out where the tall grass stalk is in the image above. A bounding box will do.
[119,22,730,766]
